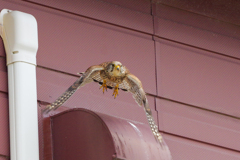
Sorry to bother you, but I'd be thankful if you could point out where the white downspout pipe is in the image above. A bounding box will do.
[0,9,39,160]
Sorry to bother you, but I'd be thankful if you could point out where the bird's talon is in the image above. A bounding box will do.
[113,84,119,98]
[100,80,107,93]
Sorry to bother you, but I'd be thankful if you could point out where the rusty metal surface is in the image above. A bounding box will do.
[50,109,172,160]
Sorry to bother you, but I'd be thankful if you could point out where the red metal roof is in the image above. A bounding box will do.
[48,108,172,160]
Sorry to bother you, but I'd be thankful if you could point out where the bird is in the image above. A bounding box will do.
[43,61,163,144]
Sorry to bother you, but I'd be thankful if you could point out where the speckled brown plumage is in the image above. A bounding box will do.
[43,61,163,144]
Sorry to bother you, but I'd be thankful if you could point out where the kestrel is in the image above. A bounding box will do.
[44,61,163,144]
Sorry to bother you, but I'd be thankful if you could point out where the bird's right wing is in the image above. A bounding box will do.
[123,73,163,144]
[43,65,104,113]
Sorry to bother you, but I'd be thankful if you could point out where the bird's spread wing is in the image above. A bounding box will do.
[123,74,163,144]
[122,74,145,106]
[43,65,104,113]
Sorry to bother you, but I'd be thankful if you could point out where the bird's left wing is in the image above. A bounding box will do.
[123,73,163,144]
[43,65,104,113]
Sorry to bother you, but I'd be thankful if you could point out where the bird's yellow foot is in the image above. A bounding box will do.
[100,80,107,93]
[113,84,119,98]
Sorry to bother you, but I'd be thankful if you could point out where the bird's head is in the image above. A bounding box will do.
[107,61,125,76]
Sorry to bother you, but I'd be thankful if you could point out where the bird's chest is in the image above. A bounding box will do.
[100,70,123,83]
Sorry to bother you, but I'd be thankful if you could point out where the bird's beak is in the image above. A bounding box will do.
[115,65,120,71]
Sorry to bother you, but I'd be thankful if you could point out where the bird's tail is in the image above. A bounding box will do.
[143,98,163,144]
[43,77,83,113]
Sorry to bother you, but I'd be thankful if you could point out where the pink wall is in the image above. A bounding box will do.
[0,0,240,159]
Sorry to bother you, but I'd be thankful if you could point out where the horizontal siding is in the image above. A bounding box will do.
[157,98,240,151]
[156,38,240,117]
[0,16,9,158]
[0,157,9,160]
[156,0,240,26]
[0,93,9,157]
[101,0,151,13]
[0,57,7,93]
[155,4,240,40]
[154,4,240,59]
[164,134,240,160]
[27,0,153,34]
[0,40,5,57]
[33,5,156,94]
[154,4,240,157]
[1,0,156,95]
